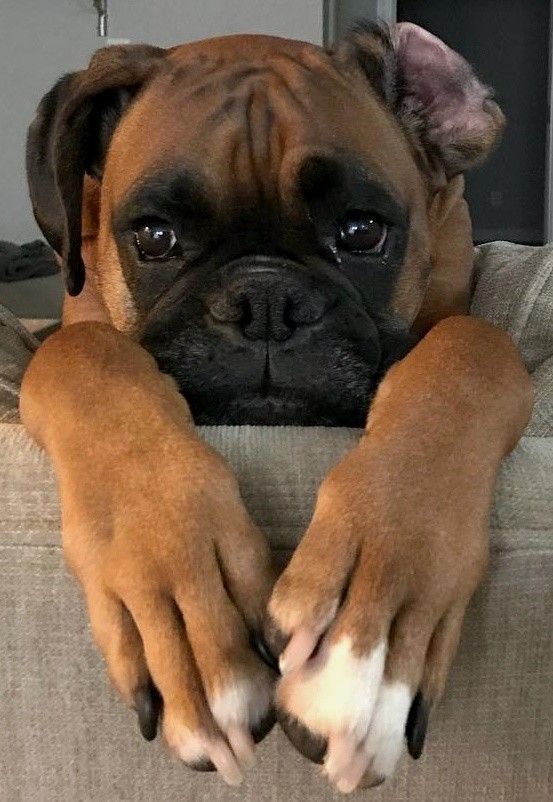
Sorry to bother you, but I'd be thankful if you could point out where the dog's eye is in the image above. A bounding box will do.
[134,222,178,260]
[337,211,387,254]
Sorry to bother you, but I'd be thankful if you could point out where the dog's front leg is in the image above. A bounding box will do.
[20,322,277,785]
[265,316,532,793]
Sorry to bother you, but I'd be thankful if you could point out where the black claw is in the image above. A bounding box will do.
[277,709,327,765]
[358,772,386,790]
[134,680,162,742]
[262,615,289,662]
[251,630,281,674]
[252,708,277,744]
[405,691,430,759]
[188,758,216,773]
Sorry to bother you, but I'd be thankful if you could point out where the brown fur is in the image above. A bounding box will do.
[21,29,531,789]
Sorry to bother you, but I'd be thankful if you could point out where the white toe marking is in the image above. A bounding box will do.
[364,681,411,777]
[324,732,357,780]
[279,637,387,738]
[165,724,244,784]
[166,725,208,764]
[226,724,255,769]
[211,676,272,729]
[335,747,371,794]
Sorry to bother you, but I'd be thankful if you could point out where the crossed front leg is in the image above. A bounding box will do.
[265,316,532,793]
[20,322,278,786]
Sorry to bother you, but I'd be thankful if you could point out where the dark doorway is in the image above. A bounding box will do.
[397,0,550,244]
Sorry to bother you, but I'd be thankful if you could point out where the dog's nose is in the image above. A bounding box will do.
[208,267,327,342]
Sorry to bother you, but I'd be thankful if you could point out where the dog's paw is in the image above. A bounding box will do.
[63,441,278,786]
[270,628,436,793]
[264,440,488,793]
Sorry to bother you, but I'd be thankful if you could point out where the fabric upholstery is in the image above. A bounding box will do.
[472,242,553,436]
[0,241,552,800]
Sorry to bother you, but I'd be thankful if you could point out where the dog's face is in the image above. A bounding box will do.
[103,35,427,427]
[27,24,504,426]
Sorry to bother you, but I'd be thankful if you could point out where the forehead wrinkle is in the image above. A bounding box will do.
[243,83,276,203]
[167,58,225,88]
[107,41,420,220]
[194,64,311,207]
[239,68,317,208]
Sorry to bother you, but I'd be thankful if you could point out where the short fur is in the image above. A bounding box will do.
[21,23,530,793]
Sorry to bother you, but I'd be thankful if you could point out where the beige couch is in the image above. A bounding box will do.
[1,242,552,801]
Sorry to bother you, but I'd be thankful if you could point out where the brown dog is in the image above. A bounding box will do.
[21,23,532,792]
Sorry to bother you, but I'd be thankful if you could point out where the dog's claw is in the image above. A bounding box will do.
[262,616,290,662]
[276,709,327,764]
[357,771,386,790]
[188,758,217,772]
[405,691,430,759]
[251,630,280,674]
[134,680,162,741]
[252,708,277,743]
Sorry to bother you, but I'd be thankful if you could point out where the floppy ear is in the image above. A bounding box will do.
[26,44,166,295]
[338,21,505,187]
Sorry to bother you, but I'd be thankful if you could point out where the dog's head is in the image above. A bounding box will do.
[27,24,503,425]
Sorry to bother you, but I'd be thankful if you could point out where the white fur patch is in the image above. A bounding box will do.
[165,723,208,763]
[364,681,411,777]
[210,676,272,729]
[278,637,387,738]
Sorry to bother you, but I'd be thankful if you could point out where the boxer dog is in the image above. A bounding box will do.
[22,22,531,793]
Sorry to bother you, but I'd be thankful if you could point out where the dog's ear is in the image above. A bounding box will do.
[26,44,166,295]
[337,21,505,187]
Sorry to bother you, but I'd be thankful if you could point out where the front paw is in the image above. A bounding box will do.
[63,450,278,786]
[264,454,485,793]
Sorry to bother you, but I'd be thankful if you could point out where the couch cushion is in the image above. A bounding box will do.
[0,542,550,802]
[1,423,552,558]
[0,304,39,422]
[1,243,552,800]
[472,241,553,435]
[1,421,552,802]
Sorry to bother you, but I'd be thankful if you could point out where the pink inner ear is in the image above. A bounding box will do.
[392,22,492,145]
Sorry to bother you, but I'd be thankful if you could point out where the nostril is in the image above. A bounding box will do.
[209,292,251,326]
[239,295,253,330]
[282,296,297,332]
[285,290,327,327]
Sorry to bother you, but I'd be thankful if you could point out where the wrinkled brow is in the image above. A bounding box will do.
[113,168,214,231]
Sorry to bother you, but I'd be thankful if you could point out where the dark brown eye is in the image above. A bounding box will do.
[134,223,177,260]
[337,211,387,254]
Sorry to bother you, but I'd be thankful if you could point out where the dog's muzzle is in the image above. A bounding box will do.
[140,255,411,427]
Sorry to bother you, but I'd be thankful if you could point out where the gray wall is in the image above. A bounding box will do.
[0,0,323,245]
[0,1,96,244]
[110,0,322,47]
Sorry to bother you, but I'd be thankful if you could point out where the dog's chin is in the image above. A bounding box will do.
[183,388,372,427]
